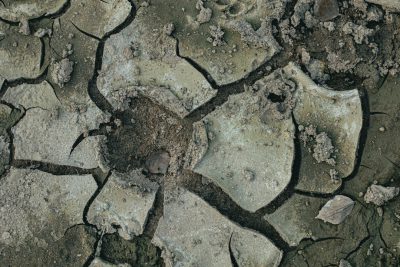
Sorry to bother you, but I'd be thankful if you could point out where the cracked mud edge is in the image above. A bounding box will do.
[183,173,290,251]
[0,0,72,26]
[87,0,137,115]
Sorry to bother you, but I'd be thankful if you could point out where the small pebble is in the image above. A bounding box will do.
[379,127,385,132]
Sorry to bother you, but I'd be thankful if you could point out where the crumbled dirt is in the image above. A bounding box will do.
[100,233,162,266]
[105,97,193,174]
[299,124,336,166]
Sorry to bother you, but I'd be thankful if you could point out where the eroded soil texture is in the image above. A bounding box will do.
[1,0,400,266]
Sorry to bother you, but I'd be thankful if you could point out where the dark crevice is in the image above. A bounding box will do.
[82,233,103,267]
[142,185,164,238]
[344,209,376,260]
[294,189,338,199]
[0,67,49,99]
[11,160,96,175]
[87,41,114,114]
[39,38,46,69]
[228,234,240,267]
[102,0,137,40]
[184,174,290,251]
[70,22,102,41]
[69,122,113,155]
[86,0,137,115]
[258,113,303,215]
[335,88,370,187]
[83,171,112,229]
[370,111,389,116]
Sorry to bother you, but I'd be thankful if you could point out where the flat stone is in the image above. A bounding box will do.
[186,89,295,212]
[2,81,59,109]
[366,0,400,12]
[283,63,363,193]
[0,168,97,248]
[314,0,340,21]
[66,0,132,39]
[265,193,373,251]
[144,0,285,85]
[152,187,282,267]
[97,6,216,117]
[87,170,159,239]
[3,81,110,168]
[0,27,42,81]
[0,0,68,22]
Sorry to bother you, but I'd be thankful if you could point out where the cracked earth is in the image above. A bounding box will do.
[1,0,400,266]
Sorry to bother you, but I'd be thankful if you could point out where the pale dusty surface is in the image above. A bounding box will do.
[0,24,42,81]
[0,0,68,22]
[97,6,216,117]
[285,62,363,193]
[186,90,295,212]
[0,168,96,247]
[3,81,110,168]
[144,0,284,85]
[152,187,282,267]
[88,170,159,239]
[65,0,131,39]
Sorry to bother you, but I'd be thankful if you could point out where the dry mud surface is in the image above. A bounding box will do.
[1,0,400,266]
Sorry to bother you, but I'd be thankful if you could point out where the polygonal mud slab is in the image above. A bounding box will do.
[2,81,110,169]
[0,22,43,81]
[47,2,98,104]
[89,257,131,267]
[97,6,216,117]
[65,0,131,39]
[186,90,295,212]
[265,193,372,254]
[343,75,400,199]
[0,168,97,248]
[88,170,159,239]
[152,187,282,267]
[284,63,363,193]
[139,0,284,85]
[264,194,325,246]
[0,0,68,22]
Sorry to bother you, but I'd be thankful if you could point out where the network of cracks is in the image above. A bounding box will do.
[1,0,400,266]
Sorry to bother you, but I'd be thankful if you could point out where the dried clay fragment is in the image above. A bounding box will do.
[316,195,355,224]
[87,170,159,239]
[364,184,399,206]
